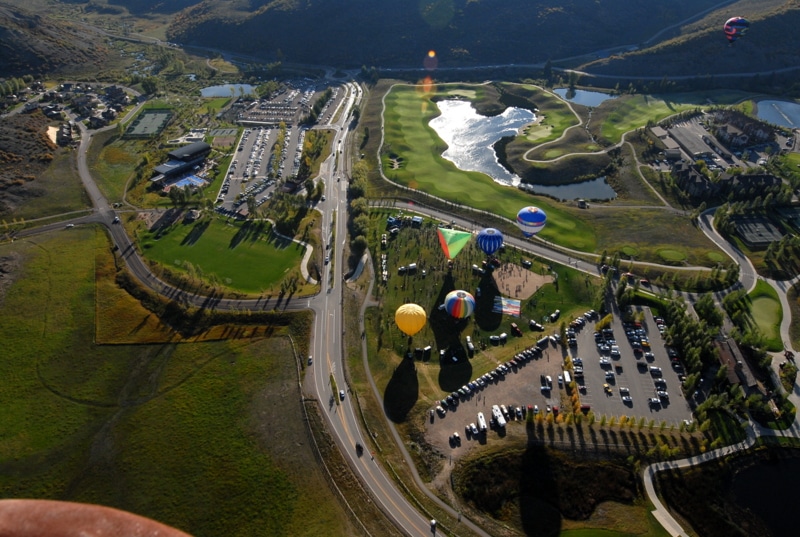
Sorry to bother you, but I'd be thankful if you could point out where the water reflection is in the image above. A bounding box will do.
[554,88,616,107]
[756,100,800,128]
[200,84,257,98]
[429,100,535,186]
[519,177,616,201]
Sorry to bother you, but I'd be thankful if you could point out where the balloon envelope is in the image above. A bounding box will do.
[437,228,472,260]
[724,16,749,43]
[395,303,427,337]
[517,206,547,237]
[477,228,504,256]
[444,290,476,319]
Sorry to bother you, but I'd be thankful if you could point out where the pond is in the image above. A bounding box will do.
[554,88,617,107]
[755,99,800,129]
[200,84,257,98]
[519,176,616,201]
[730,455,800,536]
[429,99,535,186]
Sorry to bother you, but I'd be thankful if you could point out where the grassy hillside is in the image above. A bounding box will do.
[577,3,800,77]
[0,2,111,77]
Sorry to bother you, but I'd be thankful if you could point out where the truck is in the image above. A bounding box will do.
[477,412,487,432]
[563,370,572,384]
[491,405,507,428]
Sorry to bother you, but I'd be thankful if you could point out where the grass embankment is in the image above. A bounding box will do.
[136,214,310,296]
[13,150,90,220]
[0,226,355,536]
[748,280,784,352]
[581,208,725,268]
[381,83,596,252]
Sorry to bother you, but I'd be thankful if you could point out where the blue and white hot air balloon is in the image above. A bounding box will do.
[477,228,504,256]
[516,206,547,237]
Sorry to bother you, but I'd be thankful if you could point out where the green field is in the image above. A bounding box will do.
[0,227,351,536]
[140,216,306,294]
[594,90,753,144]
[748,279,784,352]
[382,83,596,251]
[87,130,140,204]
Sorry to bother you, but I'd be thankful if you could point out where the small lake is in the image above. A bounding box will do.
[200,84,257,98]
[429,100,535,186]
[731,455,800,536]
[519,177,616,201]
[554,88,616,107]
[756,99,800,128]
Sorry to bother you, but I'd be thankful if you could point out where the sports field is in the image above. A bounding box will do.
[140,217,305,294]
[382,83,596,251]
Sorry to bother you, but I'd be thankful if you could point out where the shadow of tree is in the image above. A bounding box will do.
[383,357,419,423]
[181,219,210,246]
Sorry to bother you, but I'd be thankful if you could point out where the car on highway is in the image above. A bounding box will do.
[307,355,313,366]
[65,223,74,228]
[339,389,346,400]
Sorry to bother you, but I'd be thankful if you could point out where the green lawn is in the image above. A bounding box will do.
[0,227,350,537]
[140,216,305,294]
[748,280,784,352]
[87,130,139,204]
[382,84,596,251]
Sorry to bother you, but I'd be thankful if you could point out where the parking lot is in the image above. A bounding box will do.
[424,306,692,456]
[570,306,691,425]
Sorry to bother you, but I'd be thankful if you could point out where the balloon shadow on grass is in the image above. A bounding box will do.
[519,443,562,537]
[383,357,419,423]
[474,271,502,332]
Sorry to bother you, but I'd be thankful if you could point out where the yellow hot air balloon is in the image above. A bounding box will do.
[395,303,427,337]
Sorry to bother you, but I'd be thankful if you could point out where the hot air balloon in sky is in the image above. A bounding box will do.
[724,16,750,44]
[516,206,547,237]
[444,290,476,320]
[477,228,504,256]
[437,227,472,260]
[395,303,427,337]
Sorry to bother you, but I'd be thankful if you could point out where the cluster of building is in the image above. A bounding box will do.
[150,141,212,187]
[34,83,133,129]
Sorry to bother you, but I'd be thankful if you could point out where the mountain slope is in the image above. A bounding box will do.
[165,0,724,68]
[0,2,109,78]
[576,4,800,77]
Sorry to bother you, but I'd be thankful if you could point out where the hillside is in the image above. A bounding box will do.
[576,3,800,78]
[0,2,110,78]
[165,0,722,68]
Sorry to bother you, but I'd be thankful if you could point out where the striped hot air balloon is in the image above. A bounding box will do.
[477,228,504,256]
[444,290,476,320]
[516,206,547,237]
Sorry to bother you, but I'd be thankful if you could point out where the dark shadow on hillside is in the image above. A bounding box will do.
[383,357,419,423]
[519,444,562,537]
[181,219,210,246]
[474,271,502,331]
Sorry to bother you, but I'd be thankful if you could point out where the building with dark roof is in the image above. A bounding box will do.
[151,141,211,185]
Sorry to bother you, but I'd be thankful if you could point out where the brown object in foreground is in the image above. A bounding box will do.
[0,499,193,537]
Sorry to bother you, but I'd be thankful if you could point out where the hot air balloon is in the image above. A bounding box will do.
[477,228,504,256]
[516,206,547,237]
[437,227,472,260]
[444,290,476,320]
[395,303,427,337]
[724,16,750,44]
